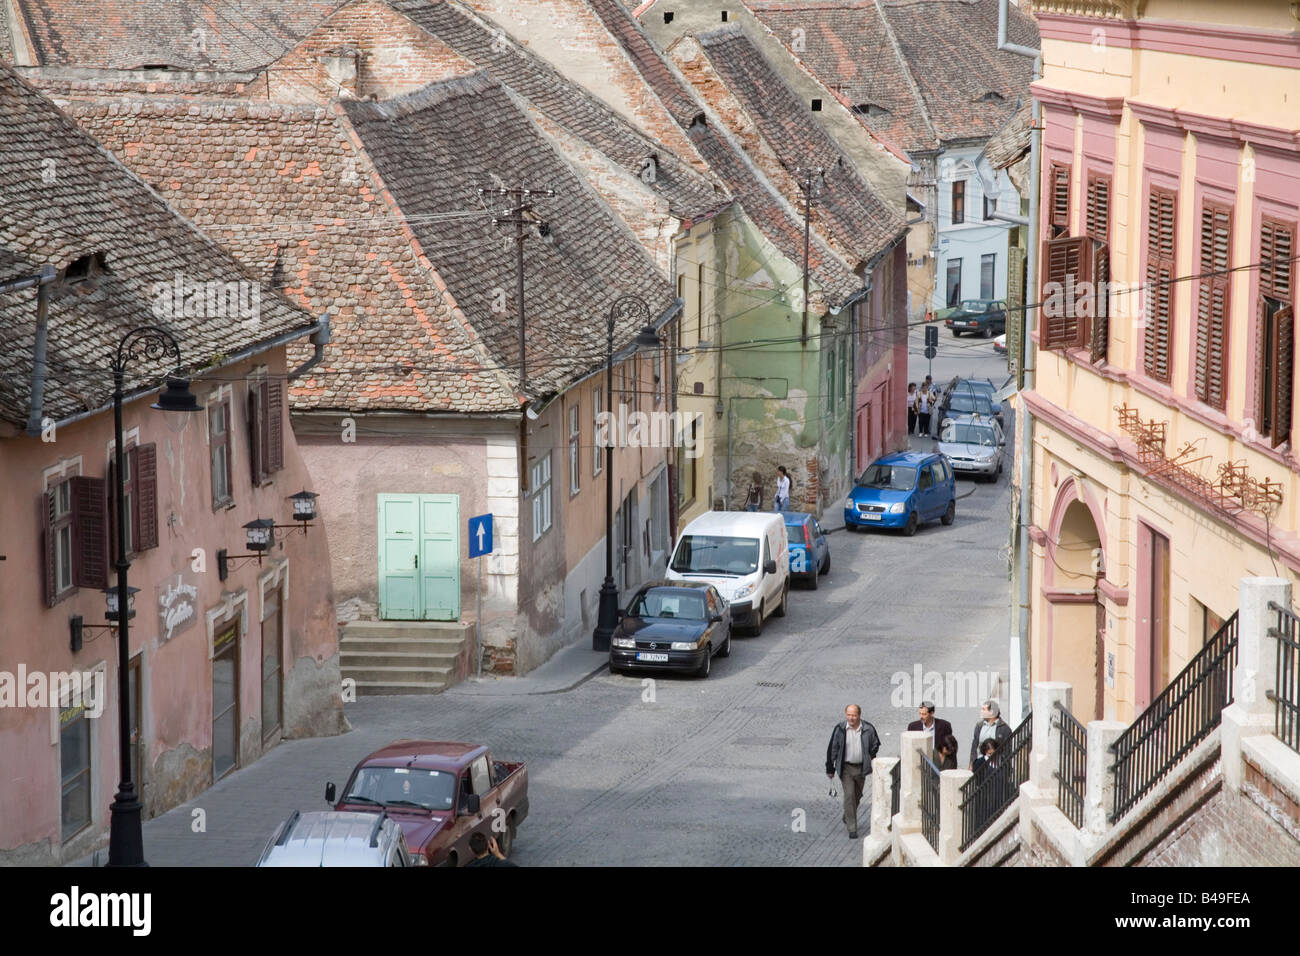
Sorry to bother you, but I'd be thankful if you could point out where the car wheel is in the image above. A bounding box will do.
[807,569,818,590]
[774,581,788,616]
[497,818,516,857]
[752,601,765,636]
[951,329,961,337]
[903,511,919,536]
[941,500,955,526]
[717,628,732,658]
[697,643,712,678]
[820,553,830,575]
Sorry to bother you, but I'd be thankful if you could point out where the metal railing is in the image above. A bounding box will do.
[958,710,1032,851]
[1054,702,1087,828]
[1269,602,1300,754]
[920,752,941,851]
[890,759,901,818]
[1110,611,1237,823]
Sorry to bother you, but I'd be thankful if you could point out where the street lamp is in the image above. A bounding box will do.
[592,296,662,651]
[107,327,201,868]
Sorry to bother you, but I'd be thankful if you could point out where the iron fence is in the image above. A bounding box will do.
[920,752,941,851]
[890,759,901,819]
[958,710,1032,851]
[1110,611,1237,823]
[1269,602,1300,754]
[1054,701,1087,828]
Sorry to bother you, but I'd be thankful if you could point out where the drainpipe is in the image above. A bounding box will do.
[10,265,58,437]
[1000,0,1040,724]
[287,314,332,380]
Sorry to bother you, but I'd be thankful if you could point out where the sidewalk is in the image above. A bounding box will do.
[452,634,609,697]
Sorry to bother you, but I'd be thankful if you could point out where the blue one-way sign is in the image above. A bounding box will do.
[468,513,493,558]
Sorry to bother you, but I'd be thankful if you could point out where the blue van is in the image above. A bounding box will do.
[844,452,956,536]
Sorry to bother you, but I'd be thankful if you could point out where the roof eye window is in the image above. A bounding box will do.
[810,98,822,112]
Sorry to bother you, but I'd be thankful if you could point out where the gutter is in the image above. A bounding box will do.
[2,265,58,437]
[48,314,330,432]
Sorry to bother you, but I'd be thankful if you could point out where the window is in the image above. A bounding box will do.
[951,180,965,225]
[569,403,581,496]
[1048,163,1071,239]
[1256,218,1296,447]
[60,703,91,841]
[1086,174,1112,363]
[109,444,159,558]
[247,376,284,485]
[653,350,663,406]
[681,417,697,505]
[697,262,705,342]
[531,454,552,541]
[980,253,996,300]
[1144,187,1177,381]
[593,386,604,477]
[209,396,233,509]
[1195,201,1233,410]
[42,476,108,606]
[811,98,822,111]
[918,466,934,490]
[677,274,688,345]
[1040,236,1092,351]
[470,755,491,796]
[946,259,962,308]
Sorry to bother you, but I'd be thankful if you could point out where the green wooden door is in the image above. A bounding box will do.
[378,493,460,621]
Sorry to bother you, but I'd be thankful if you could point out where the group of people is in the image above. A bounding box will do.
[824,700,1013,838]
[744,465,791,512]
[906,376,943,439]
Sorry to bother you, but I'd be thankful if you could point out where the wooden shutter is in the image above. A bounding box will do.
[1143,188,1177,382]
[71,475,108,590]
[1195,202,1232,410]
[1260,219,1294,300]
[1086,174,1110,242]
[41,492,56,607]
[1090,240,1110,363]
[1049,164,1070,233]
[1041,236,1091,350]
[136,443,159,551]
[266,380,284,474]
[248,384,262,484]
[1274,306,1294,447]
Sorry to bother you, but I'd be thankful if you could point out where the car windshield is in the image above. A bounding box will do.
[942,422,997,446]
[670,535,759,576]
[629,590,707,620]
[786,524,806,545]
[343,767,455,811]
[857,463,917,491]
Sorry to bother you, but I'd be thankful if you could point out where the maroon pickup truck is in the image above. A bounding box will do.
[326,740,529,867]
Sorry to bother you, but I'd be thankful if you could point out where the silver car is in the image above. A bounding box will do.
[256,810,412,867]
[937,415,1004,480]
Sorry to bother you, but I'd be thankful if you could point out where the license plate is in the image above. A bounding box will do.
[637,652,669,662]
[862,513,881,521]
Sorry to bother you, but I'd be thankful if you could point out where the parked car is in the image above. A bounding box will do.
[666,511,789,635]
[609,581,730,677]
[945,298,1007,337]
[781,511,830,587]
[845,452,956,536]
[993,333,1007,355]
[326,740,529,867]
[938,379,1002,429]
[937,414,1005,480]
[256,810,412,867]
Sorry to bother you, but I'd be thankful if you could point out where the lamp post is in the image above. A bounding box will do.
[107,327,201,867]
[592,296,662,651]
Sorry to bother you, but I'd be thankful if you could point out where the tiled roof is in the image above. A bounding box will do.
[65,97,519,414]
[747,0,1037,151]
[586,0,869,304]
[0,64,317,430]
[984,100,1032,195]
[391,0,725,219]
[693,25,904,267]
[11,0,348,71]
[340,71,678,398]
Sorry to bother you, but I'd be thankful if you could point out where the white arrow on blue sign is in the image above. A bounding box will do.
[468,514,493,558]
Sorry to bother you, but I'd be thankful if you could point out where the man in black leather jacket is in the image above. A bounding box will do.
[825,704,881,838]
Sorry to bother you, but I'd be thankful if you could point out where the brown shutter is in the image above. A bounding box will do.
[1195,203,1232,410]
[1255,297,1269,436]
[1261,219,1294,300]
[248,385,262,484]
[71,475,108,590]
[136,443,158,551]
[266,379,284,474]
[1090,240,1110,363]
[1041,236,1091,350]
[1275,305,1294,448]
[1086,175,1110,242]
[1049,164,1070,232]
[41,491,56,607]
[1143,188,1177,382]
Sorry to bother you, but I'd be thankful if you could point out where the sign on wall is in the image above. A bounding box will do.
[157,573,199,643]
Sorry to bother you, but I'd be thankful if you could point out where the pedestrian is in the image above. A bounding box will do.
[971,738,998,786]
[744,471,763,512]
[906,382,918,436]
[906,700,954,758]
[773,465,791,512]
[935,734,959,771]
[464,831,518,867]
[825,704,881,839]
[968,699,1012,770]
[916,383,933,438]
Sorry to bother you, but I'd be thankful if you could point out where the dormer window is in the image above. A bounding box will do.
[978,91,1005,103]
[63,252,107,285]
[853,103,891,118]
[811,98,822,112]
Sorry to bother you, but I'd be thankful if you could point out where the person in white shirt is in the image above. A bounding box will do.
[773,465,791,512]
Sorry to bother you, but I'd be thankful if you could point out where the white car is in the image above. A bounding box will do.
[665,511,790,635]
[993,333,1007,355]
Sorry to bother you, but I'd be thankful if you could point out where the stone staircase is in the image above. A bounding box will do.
[339,620,475,695]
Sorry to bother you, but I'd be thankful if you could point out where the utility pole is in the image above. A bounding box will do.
[477,184,555,393]
[794,167,824,347]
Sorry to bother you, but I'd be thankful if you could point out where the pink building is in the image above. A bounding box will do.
[0,64,343,865]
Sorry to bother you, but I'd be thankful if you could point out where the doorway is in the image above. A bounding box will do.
[377,494,460,620]
[1139,526,1172,709]
[212,620,239,781]
[261,585,283,745]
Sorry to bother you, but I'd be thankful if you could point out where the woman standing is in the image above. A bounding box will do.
[744,472,763,511]
[774,465,791,512]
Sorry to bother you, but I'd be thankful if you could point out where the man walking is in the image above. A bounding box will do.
[825,704,880,839]
[774,465,791,512]
[968,700,1012,770]
[906,700,954,761]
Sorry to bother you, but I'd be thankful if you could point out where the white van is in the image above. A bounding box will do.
[665,511,790,634]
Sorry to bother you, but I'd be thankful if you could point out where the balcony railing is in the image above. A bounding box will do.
[1110,611,1238,823]
[920,752,941,851]
[890,759,901,819]
[958,711,1032,850]
[1269,602,1300,755]
[1054,702,1087,828]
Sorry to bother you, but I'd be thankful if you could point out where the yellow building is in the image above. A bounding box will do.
[1023,0,1300,721]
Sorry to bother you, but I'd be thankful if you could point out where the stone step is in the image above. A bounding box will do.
[342,620,468,639]
[343,664,454,683]
[340,650,461,668]
[351,679,450,696]
[340,635,466,655]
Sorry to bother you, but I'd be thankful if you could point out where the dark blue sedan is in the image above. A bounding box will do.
[608,582,731,678]
[844,451,956,536]
[781,511,830,588]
